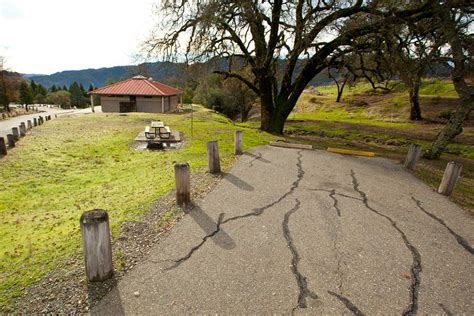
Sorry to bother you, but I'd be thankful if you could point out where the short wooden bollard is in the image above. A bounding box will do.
[404,144,422,170]
[438,162,462,196]
[7,134,15,147]
[12,127,19,141]
[33,117,38,126]
[19,123,26,137]
[234,130,243,155]
[80,209,113,282]
[0,137,7,155]
[27,120,32,129]
[174,162,191,206]
[206,141,221,173]
[38,117,42,125]
[55,114,58,118]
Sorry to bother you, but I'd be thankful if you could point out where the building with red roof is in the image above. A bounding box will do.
[89,75,183,113]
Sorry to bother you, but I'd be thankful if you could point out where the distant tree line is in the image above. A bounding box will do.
[0,65,97,111]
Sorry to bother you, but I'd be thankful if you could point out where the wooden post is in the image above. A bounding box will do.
[0,137,7,155]
[234,130,243,155]
[404,144,422,170]
[55,114,58,118]
[7,134,15,147]
[38,116,43,125]
[174,162,191,206]
[438,162,462,196]
[27,120,32,129]
[80,209,113,282]
[12,127,19,141]
[206,141,221,173]
[19,123,26,137]
[90,95,95,113]
[33,117,38,126]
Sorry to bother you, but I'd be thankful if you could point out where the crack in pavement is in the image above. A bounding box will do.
[164,213,225,270]
[350,170,422,316]
[283,199,318,313]
[411,197,474,255]
[248,152,262,168]
[165,151,305,270]
[164,151,320,312]
[328,291,365,316]
[329,190,341,217]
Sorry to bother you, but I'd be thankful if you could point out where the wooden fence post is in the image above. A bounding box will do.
[38,117,42,125]
[206,141,221,173]
[404,144,422,170]
[19,123,26,137]
[12,127,19,141]
[7,134,15,147]
[234,130,243,155]
[27,120,32,129]
[33,117,38,126]
[80,209,113,282]
[174,162,191,206]
[438,162,462,196]
[0,137,7,156]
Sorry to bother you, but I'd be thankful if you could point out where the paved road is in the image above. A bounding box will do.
[93,146,473,315]
[0,106,100,138]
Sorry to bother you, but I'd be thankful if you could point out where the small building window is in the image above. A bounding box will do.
[144,96,152,99]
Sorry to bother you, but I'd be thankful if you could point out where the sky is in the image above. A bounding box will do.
[0,0,157,75]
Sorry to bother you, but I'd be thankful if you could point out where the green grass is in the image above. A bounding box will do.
[314,79,456,97]
[0,107,277,309]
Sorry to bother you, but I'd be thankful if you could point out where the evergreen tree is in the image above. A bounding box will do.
[30,80,37,95]
[18,81,33,106]
[69,82,85,107]
[50,84,57,92]
[88,83,94,92]
[62,85,67,91]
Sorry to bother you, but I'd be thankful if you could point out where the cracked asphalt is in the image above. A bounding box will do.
[93,146,474,315]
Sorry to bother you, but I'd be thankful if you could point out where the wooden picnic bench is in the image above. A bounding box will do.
[144,121,172,140]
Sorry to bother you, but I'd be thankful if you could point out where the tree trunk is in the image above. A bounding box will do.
[260,97,294,134]
[409,81,422,120]
[336,79,347,103]
[241,106,251,122]
[424,4,473,159]
[425,101,472,159]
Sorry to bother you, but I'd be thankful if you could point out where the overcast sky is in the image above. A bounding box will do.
[0,0,156,75]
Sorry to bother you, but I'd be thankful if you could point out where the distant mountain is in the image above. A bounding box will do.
[27,60,335,89]
[27,62,188,89]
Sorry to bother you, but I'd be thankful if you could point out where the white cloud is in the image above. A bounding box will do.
[0,0,157,74]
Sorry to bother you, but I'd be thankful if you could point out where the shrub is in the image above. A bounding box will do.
[439,109,452,120]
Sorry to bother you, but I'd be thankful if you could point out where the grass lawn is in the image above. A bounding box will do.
[0,107,277,309]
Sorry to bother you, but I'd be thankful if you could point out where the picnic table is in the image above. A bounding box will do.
[145,121,172,140]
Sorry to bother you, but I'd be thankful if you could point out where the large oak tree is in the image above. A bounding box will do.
[145,0,434,133]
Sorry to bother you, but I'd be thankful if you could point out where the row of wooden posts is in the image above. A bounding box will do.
[403,143,462,196]
[0,114,55,156]
[81,133,461,283]
[79,130,243,281]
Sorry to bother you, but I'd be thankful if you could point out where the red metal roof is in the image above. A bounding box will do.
[89,75,182,96]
